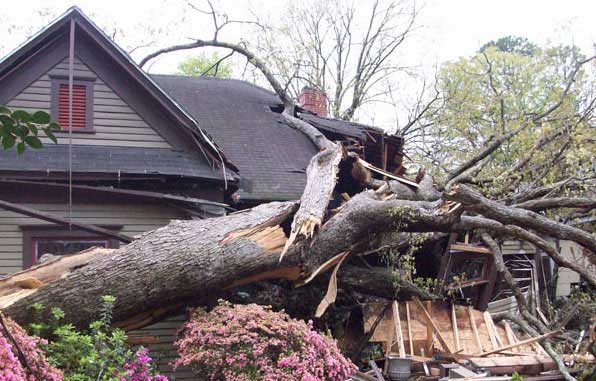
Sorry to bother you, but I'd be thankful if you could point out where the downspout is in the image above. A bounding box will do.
[67,19,75,228]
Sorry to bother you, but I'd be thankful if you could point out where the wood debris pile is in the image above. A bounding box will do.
[350,300,594,381]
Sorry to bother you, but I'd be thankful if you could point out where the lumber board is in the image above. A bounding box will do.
[484,311,499,350]
[357,158,419,188]
[452,303,461,351]
[450,243,491,254]
[414,298,453,353]
[406,301,414,355]
[126,334,160,345]
[503,321,518,352]
[425,300,434,355]
[469,355,556,375]
[478,331,561,357]
[393,301,406,357]
[469,306,484,353]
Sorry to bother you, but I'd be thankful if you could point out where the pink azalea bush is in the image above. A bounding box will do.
[120,348,168,381]
[0,317,62,381]
[173,302,357,381]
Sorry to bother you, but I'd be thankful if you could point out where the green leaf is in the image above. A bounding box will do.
[15,124,29,138]
[11,110,31,122]
[0,114,15,128]
[24,135,43,149]
[32,111,51,124]
[1,135,15,149]
[44,128,58,144]
[0,106,11,115]
[28,123,38,136]
[49,122,61,131]
[16,141,25,154]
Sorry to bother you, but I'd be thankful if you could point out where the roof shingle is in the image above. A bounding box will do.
[152,75,318,201]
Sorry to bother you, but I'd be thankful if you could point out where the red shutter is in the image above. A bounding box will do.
[58,84,87,129]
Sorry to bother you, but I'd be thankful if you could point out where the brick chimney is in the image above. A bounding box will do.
[298,86,328,117]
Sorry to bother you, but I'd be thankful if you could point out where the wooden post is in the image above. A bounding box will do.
[406,301,414,355]
[425,301,434,355]
[484,311,499,350]
[393,301,406,357]
[478,256,498,310]
[451,303,461,352]
[468,306,483,353]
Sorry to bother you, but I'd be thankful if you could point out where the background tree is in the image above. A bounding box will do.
[479,35,539,56]
[255,0,418,121]
[141,0,420,123]
[414,40,595,203]
[177,52,233,78]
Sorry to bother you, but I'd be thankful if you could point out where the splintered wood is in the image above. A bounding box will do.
[362,301,542,357]
[0,247,112,308]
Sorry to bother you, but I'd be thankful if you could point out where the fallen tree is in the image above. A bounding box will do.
[1,10,595,377]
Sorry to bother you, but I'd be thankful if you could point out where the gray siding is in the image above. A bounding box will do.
[501,240,536,255]
[0,203,183,274]
[6,56,172,148]
[556,240,594,297]
[129,315,197,380]
[0,202,191,378]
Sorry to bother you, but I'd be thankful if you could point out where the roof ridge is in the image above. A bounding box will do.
[150,73,279,98]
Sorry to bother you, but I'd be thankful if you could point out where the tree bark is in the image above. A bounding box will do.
[2,190,455,327]
[447,185,596,253]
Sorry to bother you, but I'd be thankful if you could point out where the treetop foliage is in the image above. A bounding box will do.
[479,35,539,56]
[177,52,233,78]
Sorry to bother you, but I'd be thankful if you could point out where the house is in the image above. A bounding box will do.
[0,7,403,378]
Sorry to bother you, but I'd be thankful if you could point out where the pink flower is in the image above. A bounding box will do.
[173,302,356,381]
[0,317,62,381]
[119,348,168,381]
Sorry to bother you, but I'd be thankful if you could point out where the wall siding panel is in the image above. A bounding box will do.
[129,315,196,380]
[0,203,183,275]
[5,56,172,149]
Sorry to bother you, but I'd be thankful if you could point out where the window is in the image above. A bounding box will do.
[21,227,120,268]
[50,78,94,132]
[33,237,111,262]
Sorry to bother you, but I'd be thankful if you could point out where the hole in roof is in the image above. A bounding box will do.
[269,104,284,113]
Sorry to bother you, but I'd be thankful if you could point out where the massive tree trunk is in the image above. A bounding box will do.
[1,189,455,327]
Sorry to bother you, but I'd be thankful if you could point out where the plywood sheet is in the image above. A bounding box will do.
[363,301,539,356]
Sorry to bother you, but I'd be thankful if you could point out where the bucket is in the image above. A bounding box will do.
[386,355,412,380]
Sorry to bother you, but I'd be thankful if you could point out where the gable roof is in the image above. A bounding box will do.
[0,6,235,178]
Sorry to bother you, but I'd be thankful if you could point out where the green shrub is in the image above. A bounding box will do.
[29,295,166,381]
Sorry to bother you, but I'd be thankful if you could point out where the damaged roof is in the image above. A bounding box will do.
[152,75,318,201]
[153,75,389,201]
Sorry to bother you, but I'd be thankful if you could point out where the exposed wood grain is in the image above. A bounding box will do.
[469,306,484,353]
[450,243,491,254]
[406,301,414,355]
[478,331,561,357]
[414,298,453,353]
[452,303,461,352]
[484,311,499,350]
[393,301,406,357]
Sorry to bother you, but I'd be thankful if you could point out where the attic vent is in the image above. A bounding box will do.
[51,78,94,131]
[58,84,87,129]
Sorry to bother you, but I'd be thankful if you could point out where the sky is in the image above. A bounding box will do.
[1,0,595,129]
